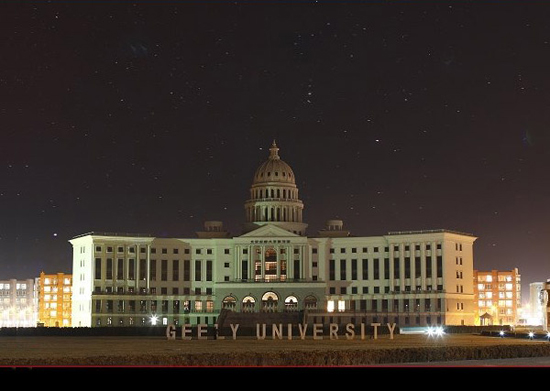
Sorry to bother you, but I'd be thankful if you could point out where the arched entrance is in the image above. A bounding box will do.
[284,295,299,312]
[242,296,256,313]
[261,291,279,312]
[304,295,317,310]
[222,296,237,310]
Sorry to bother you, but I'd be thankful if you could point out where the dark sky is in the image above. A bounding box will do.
[2,0,550,302]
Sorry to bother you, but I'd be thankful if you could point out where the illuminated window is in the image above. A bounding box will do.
[477,283,484,290]
[338,300,345,312]
[206,300,214,313]
[195,300,202,312]
[486,275,493,282]
[327,300,335,312]
[505,283,513,291]
[486,292,492,299]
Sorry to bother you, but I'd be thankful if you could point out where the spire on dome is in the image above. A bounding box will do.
[269,139,280,160]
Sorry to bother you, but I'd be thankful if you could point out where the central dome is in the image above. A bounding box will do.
[243,140,307,235]
[253,141,296,185]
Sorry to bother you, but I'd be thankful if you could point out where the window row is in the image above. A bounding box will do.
[327,243,443,254]
[328,284,444,295]
[94,246,231,255]
[93,299,215,314]
[328,257,444,281]
[94,258,213,282]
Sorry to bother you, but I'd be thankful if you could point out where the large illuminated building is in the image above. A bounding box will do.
[70,141,477,328]
[473,268,521,326]
[37,272,73,327]
[0,278,37,327]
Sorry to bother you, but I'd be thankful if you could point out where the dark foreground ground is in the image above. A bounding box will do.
[2,332,550,367]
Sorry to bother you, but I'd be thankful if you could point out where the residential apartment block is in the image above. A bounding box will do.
[473,268,521,326]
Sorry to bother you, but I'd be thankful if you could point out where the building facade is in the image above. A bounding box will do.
[37,272,73,327]
[70,141,477,328]
[473,268,521,326]
[0,278,37,327]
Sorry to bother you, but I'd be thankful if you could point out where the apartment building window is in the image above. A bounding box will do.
[150,259,157,281]
[195,260,202,281]
[426,256,432,277]
[183,260,190,281]
[162,248,167,254]
[206,260,212,281]
[224,249,230,255]
[415,257,421,278]
[128,259,135,280]
[173,260,179,281]
[404,257,411,279]
[117,258,124,280]
[436,256,443,278]
[241,260,248,280]
[351,259,357,280]
[95,258,102,279]
[139,259,146,280]
[362,259,368,280]
[173,248,179,254]
[106,258,113,280]
[107,246,113,253]
[161,260,168,281]
[329,260,335,281]
[393,258,400,279]
[340,259,346,280]
[373,259,380,280]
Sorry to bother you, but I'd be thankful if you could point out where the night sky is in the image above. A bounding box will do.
[3,1,550,302]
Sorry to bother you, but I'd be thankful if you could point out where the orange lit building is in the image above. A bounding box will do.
[473,268,521,326]
[38,272,72,327]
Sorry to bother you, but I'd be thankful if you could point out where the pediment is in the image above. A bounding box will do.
[238,224,300,238]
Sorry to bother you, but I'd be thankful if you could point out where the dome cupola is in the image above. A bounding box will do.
[253,141,296,185]
[243,140,308,235]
